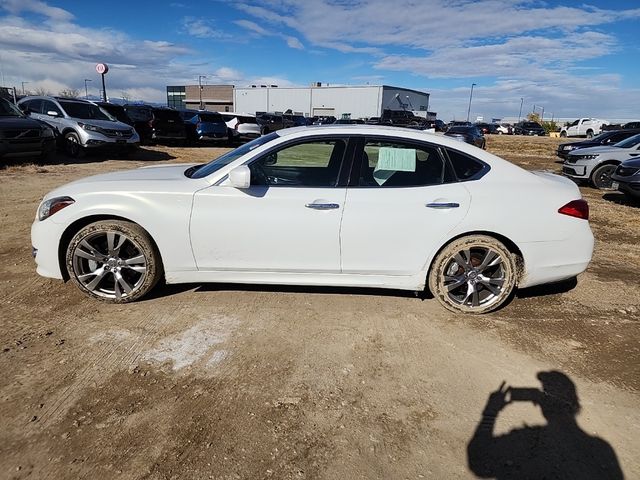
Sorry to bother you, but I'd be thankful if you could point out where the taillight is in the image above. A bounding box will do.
[558,199,589,220]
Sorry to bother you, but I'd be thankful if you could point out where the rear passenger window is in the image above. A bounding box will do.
[359,139,444,187]
[446,149,486,180]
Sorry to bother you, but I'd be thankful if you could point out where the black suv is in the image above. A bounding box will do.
[256,112,307,134]
[514,121,546,136]
[0,97,56,161]
[124,105,186,144]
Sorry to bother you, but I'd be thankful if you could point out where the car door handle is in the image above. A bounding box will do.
[426,202,460,209]
[305,203,340,210]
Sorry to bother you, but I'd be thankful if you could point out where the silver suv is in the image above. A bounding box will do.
[17,96,139,157]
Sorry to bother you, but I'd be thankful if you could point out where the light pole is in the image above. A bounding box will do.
[84,79,92,99]
[198,75,206,110]
[518,97,524,122]
[466,83,476,122]
[21,81,29,95]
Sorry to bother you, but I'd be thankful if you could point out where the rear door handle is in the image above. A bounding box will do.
[305,203,340,210]
[426,202,460,209]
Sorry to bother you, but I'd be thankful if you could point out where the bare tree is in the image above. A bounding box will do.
[58,88,80,98]
[34,87,53,96]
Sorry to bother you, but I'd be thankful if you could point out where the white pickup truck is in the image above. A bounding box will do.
[560,118,609,138]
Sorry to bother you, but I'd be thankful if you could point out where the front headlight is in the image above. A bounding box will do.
[38,196,75,221]
[563,145,575,151]
[78,122,101,133]
[578,155,599,160]
[41,127,55,138]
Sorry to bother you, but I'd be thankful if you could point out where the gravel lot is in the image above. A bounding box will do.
[1,135,638,479]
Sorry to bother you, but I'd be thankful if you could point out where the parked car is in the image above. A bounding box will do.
[562,133,640,189]
[121,105,154,144]
[496,124,513,135]
[602,121,640,131]
[220,112,261,142]
[514,121,546,136]
[179,110,228,143]
[31,125,593,313]
[256,113,290,134]
[124,105,186,145]
[94,102,134,127]
[18,96,139,157]
[611,158,640,200]
[475,123,500,135]
[560,118,609,138]
[379,109,427,128]
[447,121,472,130]
[0,97,56,161]
[556,129,640,160]
[444,125,486,149]
[311,116,336,125]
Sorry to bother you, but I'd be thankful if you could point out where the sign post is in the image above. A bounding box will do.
[95,63,109,102]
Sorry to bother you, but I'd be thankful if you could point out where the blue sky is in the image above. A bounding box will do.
[1,0,639,120]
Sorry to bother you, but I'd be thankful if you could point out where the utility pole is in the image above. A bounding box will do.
[466,83,476,122]
[198,75,206,110]
[518,97,524,122]
[541,107,544,122]
[21,81,29,95]
[84,79,92,99]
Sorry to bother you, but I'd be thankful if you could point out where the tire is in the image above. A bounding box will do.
[66,220,163,303]
[586,130,594,139]
[590,163,618,190]
[428,235,517,314]
[64,131,85,158]
[560,131,567,138]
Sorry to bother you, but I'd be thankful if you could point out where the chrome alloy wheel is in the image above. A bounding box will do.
[442,247,506,309]
[71,230,147,299]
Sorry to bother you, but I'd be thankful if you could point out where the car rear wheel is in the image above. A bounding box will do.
[66,220,162,303]
[428,235,517,314]
[590,163,617,190]
[586,130,594,139]
[560,131,567,138]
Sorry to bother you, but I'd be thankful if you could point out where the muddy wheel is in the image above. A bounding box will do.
[66,220,162,303]
[590,163,617,190]
[428,235,517,314]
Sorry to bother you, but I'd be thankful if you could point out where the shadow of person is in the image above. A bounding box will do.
[467,371,623,479]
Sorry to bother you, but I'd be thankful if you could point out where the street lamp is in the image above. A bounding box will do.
[518,97,524,122]
[84,79,92,99]
[198,75,207,110]
[466,83,476,122]
[21,81,29,95]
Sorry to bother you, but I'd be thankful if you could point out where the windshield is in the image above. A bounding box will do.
[126,107,153,122]
[614,133,640,148]
[0,98,23,117]
[60,101,113,121]
[199,113,224,123]
[189,132,278,179]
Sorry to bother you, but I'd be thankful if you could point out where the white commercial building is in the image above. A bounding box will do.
[233,84,431,119]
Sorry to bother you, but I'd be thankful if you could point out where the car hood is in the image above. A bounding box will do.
[568,145,619,155]
[75,119,132,130]
[45,163,200,199]
[0,115,49,130]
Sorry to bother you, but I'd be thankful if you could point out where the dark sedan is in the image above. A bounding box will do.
[444,125,486,149]
[1,97,56,161]
[557,129,640,160]
[514,121,546,136]
[476,123,500,135]
[611,158,640,200]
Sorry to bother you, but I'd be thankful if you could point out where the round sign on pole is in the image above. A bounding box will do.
[96,63,109,75]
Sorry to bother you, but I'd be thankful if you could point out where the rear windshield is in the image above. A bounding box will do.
[125,107,153,122]
[60,101,113,121]
[99,104,130,123]
[448,126,471,133]
[153,109,182,121]
[199,113,224,122]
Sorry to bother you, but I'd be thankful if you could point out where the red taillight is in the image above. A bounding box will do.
[558,199,589,220]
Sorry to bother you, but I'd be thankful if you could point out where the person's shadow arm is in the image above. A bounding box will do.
[467,382,510,478]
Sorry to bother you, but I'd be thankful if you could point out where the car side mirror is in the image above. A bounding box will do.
[228,165,251,189]
[46,111,59,117]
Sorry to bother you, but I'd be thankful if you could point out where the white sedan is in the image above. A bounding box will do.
[32,126,594,313]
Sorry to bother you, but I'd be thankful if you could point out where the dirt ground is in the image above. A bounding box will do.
[1,135,638,479]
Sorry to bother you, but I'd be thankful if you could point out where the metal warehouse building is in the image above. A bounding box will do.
[234,84,431,119]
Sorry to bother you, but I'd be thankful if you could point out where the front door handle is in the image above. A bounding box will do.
[426,202,460,209]
[305,203,340,210]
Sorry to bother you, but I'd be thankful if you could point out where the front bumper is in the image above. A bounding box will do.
[80,129,140,149]
[31,216,67,280]
[611,174,640,198]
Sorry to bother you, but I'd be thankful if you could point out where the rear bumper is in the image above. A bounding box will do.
[518,223,594,288]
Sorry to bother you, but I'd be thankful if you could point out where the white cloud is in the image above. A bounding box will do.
[286,36,304,50]
[181,17,227,39]
[234,18,304,50]
[0,0,74,22]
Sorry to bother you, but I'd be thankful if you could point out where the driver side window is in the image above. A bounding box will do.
[249,139,346,187]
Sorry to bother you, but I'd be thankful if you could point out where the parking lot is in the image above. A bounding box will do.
[1,135,639,479]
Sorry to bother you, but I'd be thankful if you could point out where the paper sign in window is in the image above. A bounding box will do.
[373,147,416,185]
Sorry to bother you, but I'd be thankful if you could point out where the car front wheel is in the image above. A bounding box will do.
[66,220,162,303]
[64,131,85,158]
[590,163,618,190]
[428,235,517,314]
